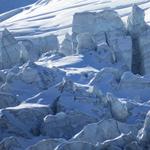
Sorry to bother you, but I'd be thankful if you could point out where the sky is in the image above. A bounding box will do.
[0,0,38,14]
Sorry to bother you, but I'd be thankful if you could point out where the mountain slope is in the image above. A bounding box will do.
[0,0,150,41]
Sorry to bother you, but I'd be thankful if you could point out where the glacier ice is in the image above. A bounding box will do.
[72,9,132,70]
[0,29,29,69]
[60,33,73,56]
[0,136,23,150]
[0,61,65,100]
[0,92,19,109]
[139,29,150,75]
[76,33,96,54]
[138,110,150,146]
[107,93,129,122]
[99,133,136,150]
[127,4,148,75]
[55,141,96,150]
[97,42,116,64]
[0,103,51,139]
[127,4,147,37]
[72,9,125,37]
[27,138,66,150]
[28,34,59,56]
[0,3,150,150]
[41,111,96,139]
[72,119,136,145]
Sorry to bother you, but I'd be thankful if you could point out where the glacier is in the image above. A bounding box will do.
[0,0,150,150]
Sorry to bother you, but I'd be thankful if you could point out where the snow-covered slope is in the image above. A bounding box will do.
[1,0,150,150]
[0,0,150,41]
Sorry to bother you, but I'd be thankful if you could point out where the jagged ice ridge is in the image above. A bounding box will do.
[0,0,150,150]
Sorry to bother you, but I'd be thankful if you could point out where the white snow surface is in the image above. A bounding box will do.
[0,0,150,41]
